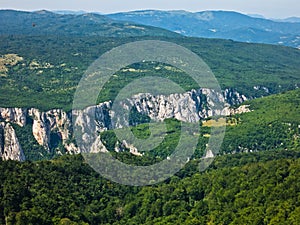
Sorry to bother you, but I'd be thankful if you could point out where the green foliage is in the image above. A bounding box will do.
[128,106,150,127]
[1,10,300,225]
[221,89,300,154]
[0,10,180,38]
[98,89,300,162]
[12,123,64,161]
[1,151,300,224]
[12,124,55,161]
[0,35,300,111]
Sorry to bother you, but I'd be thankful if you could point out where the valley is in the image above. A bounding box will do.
[0,9,300,225]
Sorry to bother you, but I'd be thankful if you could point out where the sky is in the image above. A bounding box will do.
[0,0,299,19]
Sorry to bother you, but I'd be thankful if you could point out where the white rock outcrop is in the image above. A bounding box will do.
[29,109,51,150]
[114,88,246,125]
[0,122,25,161]
[0,108,27,127]
[0,88,249,161]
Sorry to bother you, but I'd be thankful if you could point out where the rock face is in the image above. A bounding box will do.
[28,108,74,152]
[0,108,27,127]
[224,88,248,106]
[229,105,252,115]
[0,88,248,161]
[120,140,143,156]
[118,91,201,125]
[0,108,76,158]
[0,122,25,161]
[29,109,51,150]
[111,88,246,128]
[72,102,112,153]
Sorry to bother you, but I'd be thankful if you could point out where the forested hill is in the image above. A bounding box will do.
[108,10,300,48]
[0,35,300,111]
[0,10,180,37]
[1,150,300,224]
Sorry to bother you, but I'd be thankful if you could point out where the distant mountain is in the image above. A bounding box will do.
[0,10,180,37]
[108,10,300,48]
[53,10,87,15]
[274,17,300,23]
[247,14,265,19]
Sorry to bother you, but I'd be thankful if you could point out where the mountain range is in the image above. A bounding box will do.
[108,10,300,48]
[2,9,300,48]
[0,10,179,37]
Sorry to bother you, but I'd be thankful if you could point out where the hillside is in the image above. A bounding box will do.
[0,10,180,37]
[220,88,300,154]
[90,88,300,160]
[108,10,300,48]
[1,85,300,223]
[1,82,299,164]
[0,35,299,111]
[1,150,300,224]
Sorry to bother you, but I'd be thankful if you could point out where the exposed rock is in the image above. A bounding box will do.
[203,149,214,159]
[28,108,76,152]
[230,105,252,115]
[73,101,112,133]
[114,88,245,125]
[90,136,108,153]
[120,140,143,156]
[72,102,112,153]
[29,109,51,150]
[0,108,27,127]
[0,123,25,161]
[224,88,248,105]
[64,143,78,155]
[253,86,270,94]
[114,91,200,127]
[0,87,248,161]
[47,109,72,142]
[113,140,143,156]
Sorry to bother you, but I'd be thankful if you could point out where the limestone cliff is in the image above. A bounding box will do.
[0,88,248,161]
[113,88,246,127]
[0,122,25,161]
[29,109,51,150]
[0,108,27,127]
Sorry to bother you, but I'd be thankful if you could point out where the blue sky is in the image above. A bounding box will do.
[0,0,299,18]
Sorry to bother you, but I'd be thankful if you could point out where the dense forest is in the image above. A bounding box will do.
[0,35,300,111]
[1,150,300,225]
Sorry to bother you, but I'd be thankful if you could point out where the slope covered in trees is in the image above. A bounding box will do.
[1,150,300,225]
[96,89,300,161]
[0,10,180,38]
[0,35,300,111]
[108,10,300,48]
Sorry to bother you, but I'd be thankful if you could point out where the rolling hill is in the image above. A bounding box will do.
[108,10,300,48]
[0,10,180,37]
[0,35,299,111]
